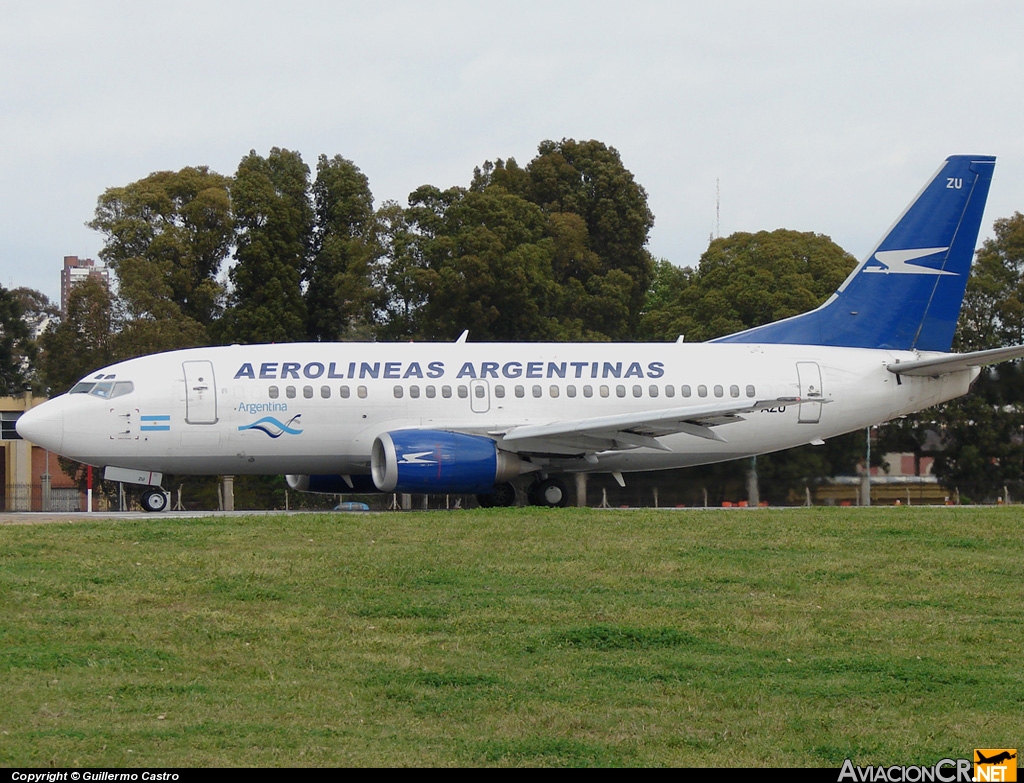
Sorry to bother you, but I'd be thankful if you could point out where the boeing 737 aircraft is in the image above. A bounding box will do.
[18,155,1024,510]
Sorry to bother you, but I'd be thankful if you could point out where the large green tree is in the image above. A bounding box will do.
[887,212,1024,502]
[0,284,36,395]
[640,230,857,342]
[955,212,1024,352]
[38,276,116,394]
[88,166,233,352]
[637,230,862,500]
[305,155,376,341]
[383,139,655,342]
[370,200,425,340]
[474,140,655,339]
[402,183,564,340]
[219,148,313,344]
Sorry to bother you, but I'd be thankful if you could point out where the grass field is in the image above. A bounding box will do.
[1,507,1021,767]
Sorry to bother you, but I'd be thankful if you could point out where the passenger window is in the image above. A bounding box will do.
[515,385,525,398]
[714,385,723,398]
[269,386,279,399]
[616,385,626,398]
[532,385,542,398]
[303,386,313,399]
[286,386,296,399]
[632,385,642,398]
[698,385,707,398]
[494,385,505,398]
[474,385,485,398]
[549,385,559,398]
[682,385,691,398]
[583,385,593,398]
[410,385,420,398]
[649,385,658,398]
[665,385,675,398]
[393,385,404,398]
[730,384,740,398]
[320,386,331,399]
[567,385,576,398]
[442,385,452,398]
[340,386,350,399]
[426,385,436,398]
[600,385,609,398]
[357,386,367,399]
[458,385,468,399]
[746,384,756,398]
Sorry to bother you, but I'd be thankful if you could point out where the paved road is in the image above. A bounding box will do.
[0,509,329,525]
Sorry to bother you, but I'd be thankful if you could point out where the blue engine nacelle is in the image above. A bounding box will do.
[371,430,525,494]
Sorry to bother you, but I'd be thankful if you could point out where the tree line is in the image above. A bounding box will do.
[3,139,1023,504]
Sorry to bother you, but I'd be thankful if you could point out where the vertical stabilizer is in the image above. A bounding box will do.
[713,155,996,351]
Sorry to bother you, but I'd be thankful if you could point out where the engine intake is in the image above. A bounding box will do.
[371,430,525,494]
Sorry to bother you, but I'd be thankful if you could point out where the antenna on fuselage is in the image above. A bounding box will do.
[456,330,469,343]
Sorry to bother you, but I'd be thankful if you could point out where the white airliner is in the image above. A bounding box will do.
[18,155,1024,510]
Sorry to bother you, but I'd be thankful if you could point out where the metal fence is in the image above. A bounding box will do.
[3,484,84,513]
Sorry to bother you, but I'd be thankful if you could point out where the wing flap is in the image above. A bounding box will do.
[499,397,803,455]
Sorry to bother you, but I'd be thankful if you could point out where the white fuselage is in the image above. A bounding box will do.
[20,342,976,478]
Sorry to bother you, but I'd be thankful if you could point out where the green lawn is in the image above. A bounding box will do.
[1,507,1020,767]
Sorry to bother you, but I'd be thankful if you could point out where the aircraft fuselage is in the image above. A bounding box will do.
[21,341,975,477]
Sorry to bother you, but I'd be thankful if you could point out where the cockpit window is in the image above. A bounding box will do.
[110,381,135,399]
[74,380,135,399]
[70,374,132,398]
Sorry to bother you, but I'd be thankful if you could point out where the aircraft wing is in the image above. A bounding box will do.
[886,344,1024,377]
[497,397,803,455]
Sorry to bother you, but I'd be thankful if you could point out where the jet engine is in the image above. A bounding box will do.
[371,430,528,494]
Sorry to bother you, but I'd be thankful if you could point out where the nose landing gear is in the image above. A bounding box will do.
[141,488,170,513]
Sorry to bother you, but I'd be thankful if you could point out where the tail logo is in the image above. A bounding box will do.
[863,247,954,276]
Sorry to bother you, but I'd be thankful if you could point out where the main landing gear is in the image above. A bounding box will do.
[476,482,517,508]
[528,477,569,508]
[475,477,570,508]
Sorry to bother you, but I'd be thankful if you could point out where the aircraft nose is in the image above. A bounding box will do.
[16,400,64,452]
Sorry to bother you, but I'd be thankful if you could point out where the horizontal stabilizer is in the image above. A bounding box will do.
[886,344,1024,377]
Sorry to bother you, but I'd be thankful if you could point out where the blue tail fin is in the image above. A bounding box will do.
[712,155,996,351]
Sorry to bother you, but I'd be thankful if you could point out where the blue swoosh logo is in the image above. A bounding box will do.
[238,414,303,438]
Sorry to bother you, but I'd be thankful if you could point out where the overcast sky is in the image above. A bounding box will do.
[3,0,1023,304]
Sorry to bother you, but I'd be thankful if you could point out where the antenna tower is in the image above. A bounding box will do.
[716,177,720,239]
